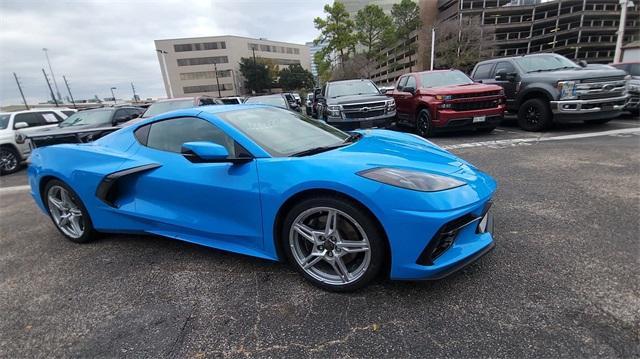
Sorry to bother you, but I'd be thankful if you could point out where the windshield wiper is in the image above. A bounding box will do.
[290,143,348,157]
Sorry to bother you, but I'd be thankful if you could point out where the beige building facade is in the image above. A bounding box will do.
[154,35,312,98]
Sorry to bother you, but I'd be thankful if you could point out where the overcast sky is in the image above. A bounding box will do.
[0,0,331,106]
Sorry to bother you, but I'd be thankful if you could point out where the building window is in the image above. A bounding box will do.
[177,56,229,66]
[175,41,226,52]
[174,44,193,52]
[180,70,232,80]
[255,57,301,66]
[183,84,233,94]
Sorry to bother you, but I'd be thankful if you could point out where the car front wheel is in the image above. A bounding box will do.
[518,98,552,131]
[0,146,21,175]
[282,196,386,292]
[44,179,96,243]
[416,109,433,137]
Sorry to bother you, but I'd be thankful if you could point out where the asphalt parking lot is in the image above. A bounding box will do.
[1,115,639,358]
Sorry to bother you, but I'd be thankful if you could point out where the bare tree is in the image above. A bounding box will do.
[434,16,495,74]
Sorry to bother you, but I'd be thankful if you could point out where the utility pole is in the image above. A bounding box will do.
[614,0,632,63]
[252,48,257,64]
[156,49,173,98]
[42,68,59,107]
[110,87,117,105]
[42,48,63,102]
[13,72,29,110]
[213,62,222,97]
[62,75,77,109]
[131,82,138,102]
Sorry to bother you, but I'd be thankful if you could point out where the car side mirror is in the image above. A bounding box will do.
[403,86,416,95]
[14,122,28,129]
[181,141,230,162]
[578,60,588,68]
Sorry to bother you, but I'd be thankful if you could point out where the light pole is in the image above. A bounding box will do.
[614,0,635,63]
[430,26,436,71]
[213,62,222,97]
[42,48,63,103]
[156,49,173,98]
[110,87,117,105]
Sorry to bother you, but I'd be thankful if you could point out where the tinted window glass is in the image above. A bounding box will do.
[397,76,408,90]
[40,111,63,123]
[14,113,45,128]
[494,61,516,75]
[219,107,348,157]
[114,109,129,120]
[473,63,494,79]
[405,76,416,89]
[145,117,235,155]
[514,55,579,72]
[0,114,10,130]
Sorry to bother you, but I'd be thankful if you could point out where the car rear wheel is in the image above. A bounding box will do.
[0,146,21,175]
[517,98,552,131]
[282,196,385,292]
[44,179,95,243]
[416,109,433,137]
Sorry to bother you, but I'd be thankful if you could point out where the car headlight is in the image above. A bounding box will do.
[385,99,396,111]
[557,80,577,100]
[327,105,341,117]
[358,167,466,192]
[435,95,453,100]
[15,131,26,144]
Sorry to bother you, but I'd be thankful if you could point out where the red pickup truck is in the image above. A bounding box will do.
[389,70,506,136]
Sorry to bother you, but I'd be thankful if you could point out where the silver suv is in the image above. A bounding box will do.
[0,108,76,174]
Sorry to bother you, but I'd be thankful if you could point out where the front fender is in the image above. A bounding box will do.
[516,83,558,106]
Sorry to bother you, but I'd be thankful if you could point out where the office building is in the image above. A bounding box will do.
[154,35,311,98]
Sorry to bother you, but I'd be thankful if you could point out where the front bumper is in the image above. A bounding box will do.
[626,92,639,110]
[550,95,628,120]
[327,111,395,130]
[434,106,505,130]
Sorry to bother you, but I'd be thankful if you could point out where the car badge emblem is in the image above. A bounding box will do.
[361,107,369,112]
[602,84,614,91]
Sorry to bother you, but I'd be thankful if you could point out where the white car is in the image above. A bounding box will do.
[0,108,76,175]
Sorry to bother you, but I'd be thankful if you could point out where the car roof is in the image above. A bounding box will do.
[153,97,197,103]
[328,79,373,84]
[3,108,74,115]
[198,104,272,115]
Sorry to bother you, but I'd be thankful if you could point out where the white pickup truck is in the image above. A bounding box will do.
[0,108,76,175]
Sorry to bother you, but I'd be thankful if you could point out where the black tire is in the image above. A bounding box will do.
[584,118,612,125]
[281,196,386,292]
[0,146,21,175]
[476,125,497,133]
[416,109,434,137]
[517,98,552,131]
[43,179,96,243]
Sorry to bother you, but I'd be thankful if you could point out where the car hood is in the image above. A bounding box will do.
[326,94,389,105]
[523,68,628,81]
[420,83,503,95]
[317,129,471,177]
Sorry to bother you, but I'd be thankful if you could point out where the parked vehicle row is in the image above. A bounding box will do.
[0,108,76,174]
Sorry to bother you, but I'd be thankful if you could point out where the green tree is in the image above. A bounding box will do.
[239,57,272,93]
[314,1,356,69]
[279,64,315,90]
[391,0,421,72]
[354,4,394,60]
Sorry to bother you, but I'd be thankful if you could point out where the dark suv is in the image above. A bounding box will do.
[471,53,629,131]
[317,79,396,130]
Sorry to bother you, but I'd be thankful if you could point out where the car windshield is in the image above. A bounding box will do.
[420,70,474,88]
[0,114,9,130]
[142,99,195,118]
[245,95,287,108]
[219,107,349,157]
[59,110,113,127]
[515,55,580,73]
[327,81,380,98]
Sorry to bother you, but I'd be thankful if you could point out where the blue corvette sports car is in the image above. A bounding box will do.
[28,105,496,291]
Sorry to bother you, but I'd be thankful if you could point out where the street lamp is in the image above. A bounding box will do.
[156,49,173,98]
[42,48,63,103]
[614,0,635,63]
[110,87,117,105]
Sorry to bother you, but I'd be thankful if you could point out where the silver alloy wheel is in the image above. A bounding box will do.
[289,207,371,286]
[47,185,84,239]
[0,149,18,172]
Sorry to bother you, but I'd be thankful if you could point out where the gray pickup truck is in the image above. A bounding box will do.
[471,53,629,131]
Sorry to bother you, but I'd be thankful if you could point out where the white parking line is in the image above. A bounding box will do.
[442,127,640,150]
[0,185,31,194]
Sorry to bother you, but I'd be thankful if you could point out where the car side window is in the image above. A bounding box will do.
[199,98,216,106]
[14,113,46,128]
[396,76,408,90]
[113,109,128,120]
[405,76,416,89]
[494,61,516,75]
[472,63,495,80]
[142,117,236,156]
